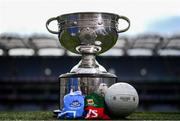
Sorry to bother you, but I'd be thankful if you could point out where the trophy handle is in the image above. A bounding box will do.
[46,17,59,34]
[117,16,130,33]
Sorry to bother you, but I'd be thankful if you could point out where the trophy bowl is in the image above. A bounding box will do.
[46,12,130,54]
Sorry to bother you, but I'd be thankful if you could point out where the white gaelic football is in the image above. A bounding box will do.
[105,82,139,117]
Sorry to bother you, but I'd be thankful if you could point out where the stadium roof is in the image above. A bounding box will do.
[0,33,180,56]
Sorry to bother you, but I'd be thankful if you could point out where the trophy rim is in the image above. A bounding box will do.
[58,12,120,18]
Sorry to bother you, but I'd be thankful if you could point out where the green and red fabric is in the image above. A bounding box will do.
[84,93,110,119]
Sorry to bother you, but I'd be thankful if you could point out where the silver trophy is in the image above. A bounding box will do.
[46,12,130,109]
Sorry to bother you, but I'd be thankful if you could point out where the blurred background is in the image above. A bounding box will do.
[0,0,180,112]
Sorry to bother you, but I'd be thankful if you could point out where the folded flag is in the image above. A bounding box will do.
[58,89,84,119]
[84,93,110,119]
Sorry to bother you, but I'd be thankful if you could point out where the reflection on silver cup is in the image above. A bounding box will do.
[59,73,117,109]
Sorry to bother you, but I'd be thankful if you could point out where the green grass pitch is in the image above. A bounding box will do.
[0,111,180,120]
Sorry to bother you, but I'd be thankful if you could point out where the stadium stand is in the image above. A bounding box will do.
[0,33,180,111]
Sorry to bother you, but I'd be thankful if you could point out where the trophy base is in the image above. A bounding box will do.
[58,73,117,109]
